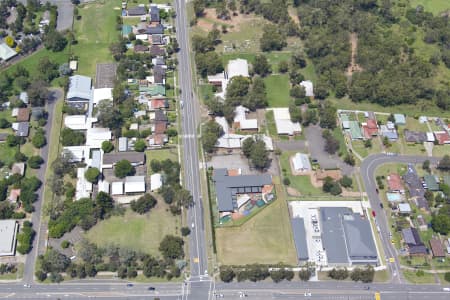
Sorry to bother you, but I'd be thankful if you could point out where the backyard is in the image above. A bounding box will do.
[215,184,297,265]
[264,74,290,107]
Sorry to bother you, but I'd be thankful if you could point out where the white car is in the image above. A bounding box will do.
[191,222,195,229]
[304,292,312,296]
[443,287,450,292]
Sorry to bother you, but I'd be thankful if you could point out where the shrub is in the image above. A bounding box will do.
[61,240,70,249]
[181,227,191,236]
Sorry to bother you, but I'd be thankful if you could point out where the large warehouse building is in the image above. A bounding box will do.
[0,220,18,256]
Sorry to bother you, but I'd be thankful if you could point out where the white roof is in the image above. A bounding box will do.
[63,146,87,162]
[67,75,92,101]
[227,59,249,79]
[64,115,88,130]
[19,92,28,104]
[236,194,251,209]
[215,116,229,133]
[124,176,146,193]
[76,167,92,200]
[399,203,412,213]
[11,107,18,117]
[419,116,427,123]
[273,110,302,135]
[300,80,314,97]
[0,220,18,256]
[234,105,257,130]
[111,182,124,195]
[272,107,291,120]
[98,180,110,194]
[426,132,435,142]
[0,43,17,61]
[216,133,244,149]
[292,153,311,171]
[93,88,113,105]
[69,60,78,70]
[86,127,112,148]
[130,123,139,130]
[150,173,162,191]
[136,34,148,40]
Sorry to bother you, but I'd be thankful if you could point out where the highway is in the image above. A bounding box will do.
[173,0,211,299]
[360,154,441,283]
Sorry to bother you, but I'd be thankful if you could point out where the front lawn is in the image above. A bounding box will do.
[85,207,180,257]
[402,270,436,284]
[264,74,290,107]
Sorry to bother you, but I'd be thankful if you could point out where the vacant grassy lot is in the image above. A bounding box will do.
[85,206,179,256]
[72,1,120,77]
[215,188,297,265]
[264,74,290,107]
[146,148,178,175]
[403,270,436,284]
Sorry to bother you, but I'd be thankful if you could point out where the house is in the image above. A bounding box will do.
[150,173,162,191]
[14,108,30,122]
[86,127,112,148]
[127,6,147,16]
[402,227,427,256]
[150,6,160,23]
[0,42,17,61]
[233,106,257,131]
[362,119,378,139]
[122,24,132,37]
[394,114,406,125]
[291,153,312,172]
[147,133,168,147]
[90,149,102,170]
[149,99,169,110]
[102,152,145,168]
[403,164,426,199]
[147,24,164,35]
[152,56,165,66]
[272,108,301,135]
[404,130,427,144]
[153,65,166,84]
[93,88,113,106]
[212,168,272,213]
[387,173,404,193]
[416,215,428,231]
[124,176,146,194]
[227,58,249,79]
[76,167,92,200]
[8,189,20,202]
[13,122,29,137]
[429,238,445,258]
[63,146,86,162]
[134,44,149,53]
[321,207,378,266]
[150,45,165,56]
[347,121,363,140]
[64,115,88,130]
[19,92,28,105]
[380,124,398,141]
[423,174,439,191]
[398,203,412,214]
[154,110,168,122]
[154,121,167,134]
[118,137,128,152]
[300,80,314,97]
[151,34,163,45]
[111,181,124,195]
[0,220,18,256]
[434,131,450,145]
[67,75,92,102]
[215,134,273,151]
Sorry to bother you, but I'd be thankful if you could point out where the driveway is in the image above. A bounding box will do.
[274,140,307,152]
[305,125,353,175]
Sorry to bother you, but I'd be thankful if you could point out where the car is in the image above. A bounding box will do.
[380,203,384,208]
[148,287,155,291]
[304,292,312,297]
[443,287,450,292]
[126,283,133,287]
[180,101,184,108]
[23,284,31,288]
[192,222,195,229]
[375,188,379,194]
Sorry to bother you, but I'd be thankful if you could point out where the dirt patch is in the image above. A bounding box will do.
[197,8,259,33]
[288,7,300,25]
[287,187,301,197]
[346,33,363,76]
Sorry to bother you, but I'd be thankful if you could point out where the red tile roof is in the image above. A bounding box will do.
[366,119,377,128]
[387,173,403,191]
[16,108,30,122]
[154,121,167,134]
[434,131,450,145]
[151,99,168,109]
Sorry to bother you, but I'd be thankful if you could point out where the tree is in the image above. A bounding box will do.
[134,139,146,152]
[28,155,44,169]
[322,130,339,154]
[220,267,235,283]
[61,128,85,146]
[101,141,114,153]
[150,159,162,173]
[444,272,450,283]
[340,175,353,188]
[130,194,157,214]
[350,266,374,283]
[84,167,100,183]
[95,191,113,219]
[291,52,307,69]
[260,24,286,51]
[114,160,135,178]
[32,129,46,148]
[242,138,255,157]
[278,60,289,73]
[181,227,191,236]
[328,268,349,280]
[422,160,430,172]
[35,270,47,282]
[431,214,450,235]
[97,99,123,129]
[159,235,184,259]
[253,54,271,77]
[44,30,67,52]
[37,58,59,82]
[195,51,224,77]
[364,139,372,148]
[437,155,450,171]
[202,120,223,153]
[59,63,72,76]
[0,118,11,129]
[319,102,337,129]
[27,80,49,106]
[250,139,269,170]
[344,154,355,166]
[298,268,312,281]
[290,85,306,100]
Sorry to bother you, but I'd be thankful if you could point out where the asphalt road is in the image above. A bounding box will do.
[173,0,211,298]
[21,89,62,284]
[360,154,441,283]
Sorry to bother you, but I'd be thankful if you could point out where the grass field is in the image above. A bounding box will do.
[146,148,178,175]
[72,1,120,77]
[264,74,290,107]
[403,270,436,284]
[410,0,450,14]
[215,186,297,265]
[85,207,180,257]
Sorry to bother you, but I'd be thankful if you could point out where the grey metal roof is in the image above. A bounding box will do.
[212,168,272,212]
[402,227,422,246]
[291,218,309,261]
[16,122,29,137]
[67,75,92,101]
[0,220,18,256]
[91,150,101,170]
[321,207,351,264]
[103,152,145,165]
[127,6,147,16]
[342,214,378,262]
[150,6,160,22]
[118,137,128,152]
[147,24,164,35]
[403,164,425,198]
[404,130,426,143]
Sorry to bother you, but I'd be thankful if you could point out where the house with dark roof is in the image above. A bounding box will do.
[403,164,425,199]
[154,121,167,134]
[402,227,427,256]
[212,168,272,213]
[127,6,147,16]
[429,238,445,258]
[150,6,160,23]
[154,110,168,122]
[147,133,168,148]
[404,130,427,144]
[134,45,149,53]
[423,174,439,191]
[153,65,165,84]
[321,207,378,266]
[14,108,30,122]
[147,24,164,35]
[151,34,164,45]
[150,45,165,56]
[13,122,29,137]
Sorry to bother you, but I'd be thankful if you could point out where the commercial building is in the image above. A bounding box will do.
[0,42,17,61]
[272,108,301,136]
[291,217,309,262]
[0,220,18,256]
[291,153,312,172]
[67,75,92,102]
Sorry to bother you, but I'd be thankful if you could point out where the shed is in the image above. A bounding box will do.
[124,176,146,193]
[227,59,249,79]
[19,92,28,104]
[67,75,92,102]
[394,114,406,125]
[11,162,25,176]
[150,173,162,191]
[290,217,309,262]
[76,167,92,200]
[13,122,29,137]
[111,182,124,195]
[0,43,17,61]
[300,80,314,97]
[426,132,435,142]
[64,115,88,130]
[118,137,128,152]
